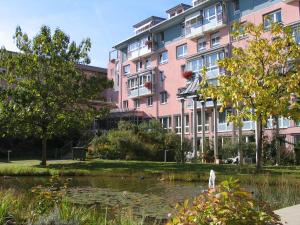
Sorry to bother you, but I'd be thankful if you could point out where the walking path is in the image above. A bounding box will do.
[274,204,300,225]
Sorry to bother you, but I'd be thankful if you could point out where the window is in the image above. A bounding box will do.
[231,22,247,41]
[187,58,204,73]
[160,91,168,104]
[159,51,168,64]
[175,116,182,134]
[160,117,171,131]
[211,32,220,48]
[160,71,165,82]
[145,58,152,69]
[264,10,282,29]
[185,115,190,133]
[123,100,128,109]
[219,109,231,124]
[296,120,300,127]
[198,37,206,52]
[197,112,209,133]
[176,44,187,58]
[181,65,186,73]
[136,61,143,72]
[233,0,240,13]
[147,96,153,107]
[123,65,130,75]
[134,99,140,108]
[293,25,300,44]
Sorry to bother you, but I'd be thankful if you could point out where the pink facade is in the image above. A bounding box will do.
[107,0,300,151]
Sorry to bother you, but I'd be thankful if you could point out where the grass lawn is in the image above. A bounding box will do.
[0,159,299,182]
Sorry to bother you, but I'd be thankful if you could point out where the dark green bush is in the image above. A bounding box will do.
[90,120,191,162]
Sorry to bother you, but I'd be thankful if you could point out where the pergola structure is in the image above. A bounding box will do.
[177,75,220,163]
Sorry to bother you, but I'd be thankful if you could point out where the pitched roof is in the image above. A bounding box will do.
[133,16,166,28]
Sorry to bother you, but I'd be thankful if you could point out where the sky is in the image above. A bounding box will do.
[0,0,191,68]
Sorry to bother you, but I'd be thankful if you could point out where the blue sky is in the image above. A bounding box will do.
[0,0,191,68]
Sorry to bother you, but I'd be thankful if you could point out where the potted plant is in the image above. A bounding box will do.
[144,81,152,89]
[182,71,194,79]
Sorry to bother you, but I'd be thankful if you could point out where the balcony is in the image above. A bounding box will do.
[185,18,226,39]
[242,121,255,131]
[127,45,152,61]
[127,69,155,99]
[218,123,233,132]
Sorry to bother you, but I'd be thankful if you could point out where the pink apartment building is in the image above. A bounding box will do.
[105,0,300,158]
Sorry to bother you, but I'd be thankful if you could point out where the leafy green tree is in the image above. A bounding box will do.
[200,22,300,170]
[0,26,112,165]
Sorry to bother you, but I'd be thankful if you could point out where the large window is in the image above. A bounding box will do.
[197,112,209,133]
[203,3,223,24]
[159,51,168,64]
[187,58,203,73]
[263,10,282,29]
[160,117,171,131]
[293,25,300,44]
[160,91,168,104]
[176,44,187,58]
[175,115,190,134]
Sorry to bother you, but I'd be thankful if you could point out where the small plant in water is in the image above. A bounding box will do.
[167,178,283,225]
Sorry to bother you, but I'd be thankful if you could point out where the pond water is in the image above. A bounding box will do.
[0,175,299,221]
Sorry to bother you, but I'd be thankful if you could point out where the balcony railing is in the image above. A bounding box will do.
[127,46,152,61]
[127,70,155,99]
[185,16,226,39]
[218,123,233,132]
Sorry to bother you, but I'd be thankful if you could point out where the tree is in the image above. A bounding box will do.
[0,26,112,166]
[200,22,300,170]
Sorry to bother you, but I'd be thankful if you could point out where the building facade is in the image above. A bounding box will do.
[107,0,300,154]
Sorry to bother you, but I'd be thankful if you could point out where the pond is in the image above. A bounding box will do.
[0,175,299,221]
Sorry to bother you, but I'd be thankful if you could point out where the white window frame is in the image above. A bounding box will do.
[160,117,172,131]
[145,57,152,69]
[175,116,182,134]
[211,32,220,48]
[147,96,153,107]
[160,91,168,104]
[159,51,168,64]
[176,44,188,58]
[123,65,130,75]
[136,61,143,72]
[198,37,206,52]
[197,112,209,133]
[123,100,128,109]
[134,99,140,108]
[185,115,190,134]
[263,10,282,29]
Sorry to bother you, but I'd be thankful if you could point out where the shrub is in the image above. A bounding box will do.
[90,120,191,162]
[167,178,282,225]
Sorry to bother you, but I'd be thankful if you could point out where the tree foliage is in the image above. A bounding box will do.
[0,26,112,165]
[200,22,300,169]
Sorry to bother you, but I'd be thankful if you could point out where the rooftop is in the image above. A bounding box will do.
[133,16,166,29]
[166,3,192,14]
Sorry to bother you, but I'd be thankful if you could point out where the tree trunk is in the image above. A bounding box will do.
[274,116,280,165]
[41,135,47,166]
[255,116,263,171]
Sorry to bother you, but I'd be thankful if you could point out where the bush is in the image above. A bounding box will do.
[167,178,282,225]
[90,120,191,162]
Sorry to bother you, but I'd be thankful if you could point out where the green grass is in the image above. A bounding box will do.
[0,159,299,181]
